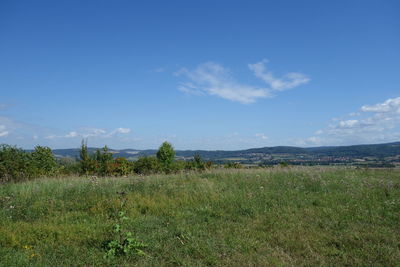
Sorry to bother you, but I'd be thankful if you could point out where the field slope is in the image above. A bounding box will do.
[1,167,400,266]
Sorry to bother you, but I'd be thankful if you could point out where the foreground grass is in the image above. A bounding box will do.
[0,167,399,266]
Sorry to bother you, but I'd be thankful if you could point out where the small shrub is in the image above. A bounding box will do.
[224,162,243,169]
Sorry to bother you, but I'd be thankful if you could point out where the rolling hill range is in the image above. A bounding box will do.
[50,142,400,166]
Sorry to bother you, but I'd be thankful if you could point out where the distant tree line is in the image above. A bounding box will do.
[0,141,214,183]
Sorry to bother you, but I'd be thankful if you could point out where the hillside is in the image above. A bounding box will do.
[50,142,400,166]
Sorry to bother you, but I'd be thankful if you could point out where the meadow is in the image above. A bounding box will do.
[0,167,399,266]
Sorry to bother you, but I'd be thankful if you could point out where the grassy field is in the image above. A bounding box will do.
[0,167,399,266]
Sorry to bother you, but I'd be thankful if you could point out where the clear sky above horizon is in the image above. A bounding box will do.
[1,0,399,150]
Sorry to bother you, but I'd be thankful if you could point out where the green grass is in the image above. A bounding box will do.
[1,167,400,266]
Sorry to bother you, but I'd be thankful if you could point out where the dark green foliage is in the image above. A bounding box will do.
[79,140,92,175]
[224,162,243,169]
[57,157,80,175]
[0,144,33,183]
[156,142,175,172]
[279,161,289,167]
[134,156,160,175]
[0,144,57,182]
[78,142,134,177]
[114,158,133,176]
[170,160,186,173]
[31,146,57,176]
[192,154,205,170]
[94,146,115,176]
[185,154,213,171]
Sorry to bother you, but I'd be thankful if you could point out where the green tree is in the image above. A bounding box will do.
[156,141,175,172]
[193,154,205,170]
[94,146,114,176]
[79,139,93,175]
[31,146,57,176]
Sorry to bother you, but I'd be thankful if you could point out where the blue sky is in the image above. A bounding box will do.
[1,0,399,150]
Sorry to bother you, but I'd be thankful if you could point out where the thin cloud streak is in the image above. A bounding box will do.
[176,59,309,104]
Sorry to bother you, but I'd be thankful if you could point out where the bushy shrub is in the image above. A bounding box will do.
[57,157,80,175]
[224,162,243,169]
[114,157,133,176]
[0,145,57,182]
[170,160,186,173]
[279,162,289,167]
[0,144,33,182]
[31,146,58,176]
[134,156,160,175]
[78,142,134,177]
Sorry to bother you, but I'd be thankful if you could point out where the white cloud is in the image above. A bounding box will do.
[361,97,400,113]
[115,127,130,134]
[176,60,309,104]
[303,96,400,146]
[176,62,269,104]
[0,125,9,137]
[82,128,106,138]
[255,133,268,140]
[248,59,310,91]
[105,127,131,137]
[65,131,78,138]
[338,120,359,128]
[46,127,131,140]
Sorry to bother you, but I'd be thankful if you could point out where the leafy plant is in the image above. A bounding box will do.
[103,192,147,259]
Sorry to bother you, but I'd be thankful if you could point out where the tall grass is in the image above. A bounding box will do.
[0,167,399,266]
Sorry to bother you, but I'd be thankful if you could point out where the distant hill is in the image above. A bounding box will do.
[50,142,400,164]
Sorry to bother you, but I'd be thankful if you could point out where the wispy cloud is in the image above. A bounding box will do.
[300,97,400,146]
[176,62,269,104]
[105,127,131,137]
[255,133,268,140]
[176,59,309,104]
[45,127,131,140]
[361,97,400,113]
[248,59,310,91]
[0,125,9,137]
